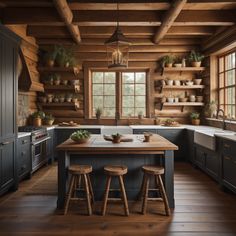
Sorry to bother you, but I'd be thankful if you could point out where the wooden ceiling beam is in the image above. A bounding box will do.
[2,8,235,26]
[53,0,81,44]
[153,0,187,44]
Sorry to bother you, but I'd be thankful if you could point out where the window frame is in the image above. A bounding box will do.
[218,49,236,118]
[88,69,150,119]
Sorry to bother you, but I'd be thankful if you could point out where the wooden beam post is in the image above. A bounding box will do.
[153,0,187,44]
[53,0,81,44]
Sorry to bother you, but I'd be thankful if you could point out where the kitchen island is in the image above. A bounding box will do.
[56,134,178,209]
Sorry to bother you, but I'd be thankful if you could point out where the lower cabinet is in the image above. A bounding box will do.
[132,129,157,134]
[17,136,31,181]
[220,139,236,193]
[186,130,195,163]
[0,137,16,194]
[194,144,219,181]
[46,129,54,163]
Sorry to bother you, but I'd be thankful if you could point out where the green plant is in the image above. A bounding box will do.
[55,46,76,67]
[175,56,182,63]
[53,74,61,81]
[190,112,200,120]
[32,111,45,119]
[111,133,122,139]
[95,107,102,117]
[189,50,204,62]
[44,46,59,61]
[161,55,175,66]
[70,130,91,140]
[66,93,73,98]
[44,113,54,121]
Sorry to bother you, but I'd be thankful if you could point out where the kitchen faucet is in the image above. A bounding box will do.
[216,108,226,130]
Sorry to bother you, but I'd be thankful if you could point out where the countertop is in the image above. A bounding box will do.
[18,132,31,138]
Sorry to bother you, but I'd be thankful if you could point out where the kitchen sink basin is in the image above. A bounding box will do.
[101,126,133,135]
[194,129,235,151]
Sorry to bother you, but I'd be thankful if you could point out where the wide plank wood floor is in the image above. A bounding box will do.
[0,162,236,236]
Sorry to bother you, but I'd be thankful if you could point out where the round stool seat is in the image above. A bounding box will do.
[69,165,92,175]
[142,166,164,175]
[104,165,128,176]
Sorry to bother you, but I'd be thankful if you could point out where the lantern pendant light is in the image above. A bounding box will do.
[105,1,131,69]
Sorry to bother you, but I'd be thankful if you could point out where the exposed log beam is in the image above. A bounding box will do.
[27,25,215,38]
[153,0,187,44]
[2,8,236,26]
[53,0,81,44]
[36,38,201,46]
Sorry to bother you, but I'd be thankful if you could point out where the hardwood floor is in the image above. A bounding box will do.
[0,163,236,236]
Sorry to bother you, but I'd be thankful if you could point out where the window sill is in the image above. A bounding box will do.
[206,118,236,125]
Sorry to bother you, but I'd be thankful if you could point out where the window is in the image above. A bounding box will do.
[122,72,146,117]
[218,51,236,118]
[91,71,147,118]
[92,72,116,117]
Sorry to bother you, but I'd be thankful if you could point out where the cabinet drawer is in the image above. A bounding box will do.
[222,155,236,187]
[133,129,156,134]
[222,139,236,160]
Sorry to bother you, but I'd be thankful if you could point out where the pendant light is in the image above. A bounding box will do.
[105,1,131,69]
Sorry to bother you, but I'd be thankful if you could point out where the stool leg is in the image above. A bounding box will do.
[157,175,171,216]
[118,175,129,216]
[141,174,149,215]
[64,175,75,215]
[73,175,79,198]
[138,173,147,201]
[83,174,92,216]
[87,174,95,204]
[102,176,111,216]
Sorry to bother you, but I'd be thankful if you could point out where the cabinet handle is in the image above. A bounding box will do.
[22,140,28,144]
[21,151,26,156]
[1,141,10,146]
[224,144,230,148]
[224,156,231,161]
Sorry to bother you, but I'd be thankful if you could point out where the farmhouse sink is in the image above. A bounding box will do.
[101,126,133,135]
[194,129,235,151]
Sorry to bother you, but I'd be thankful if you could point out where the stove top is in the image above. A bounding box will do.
[18,126,49,142]
[18,126,44,132]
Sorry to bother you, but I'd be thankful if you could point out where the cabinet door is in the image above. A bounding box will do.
[157,129,185,161]
[194,146,205,169]
[46,130,54,161]
[133,129,157,134]
[205,150,219,180]
[222,155,236,190]
[1,37,17,139]
[0,37,2,141]
[186,130,194,163]
[0,138,15,189]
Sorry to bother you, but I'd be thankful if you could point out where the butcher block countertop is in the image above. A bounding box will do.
[56,134,178,154]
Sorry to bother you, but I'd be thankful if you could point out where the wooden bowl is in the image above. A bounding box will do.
[71,137,90,144]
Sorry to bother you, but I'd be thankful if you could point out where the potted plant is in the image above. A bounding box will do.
[66,93,73,102]
[174,56,182,67]
[95,107,102,119]
[32,111,45,127]
[190,112,200,125]
[43,75,54,85]
[55,46,76,68]
[70,130,91,144]
[143,132,153,142]
[162,55,175,68]
[44,46,58,67]
[43,113,55,126]
[111,133,122,144]
[53,74,61,85]
[72,94,78,103]
[204,100,217,118]
[189,50,204,67]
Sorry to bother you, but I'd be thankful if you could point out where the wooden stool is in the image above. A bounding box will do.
[140,165,171,216]
[64,165,94,215]
[102,165,129,216]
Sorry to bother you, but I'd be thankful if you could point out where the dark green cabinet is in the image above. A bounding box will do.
[0,25,20,195]
[17,136,31,180]
[220,139,236,193]
[46,129,54,163]
[132,129,157,134]
[186,130,195,163]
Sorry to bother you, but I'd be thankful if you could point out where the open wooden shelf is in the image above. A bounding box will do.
[160,102,204,111]
[161,67,205,75]
[38,66,80,75]
[44,85,81,93]
[38,102,80,111]
[158,84,205,93]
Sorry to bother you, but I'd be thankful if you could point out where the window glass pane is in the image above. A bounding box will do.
[123,72,134,83]
[135,107,146,116]
[123,107,135,117]
[104,96,115,107]
[135,84,146,95]
[92,72,103,83]
[93,96,103,110]
[225,70,235,86]
[123,84,134,95]
[93,84,103,95]
[219,57,224,73]
[123,96,134,107]
[219,89,224,104]
[225,105,235,118]
[136,72,146,83]
[219,73,224,88]
[225,87,235,105]
[104,84,115,95]
[135,96,146,107]
[103,108,115,117]
[225,53,235,70]
[104,72,116,83]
